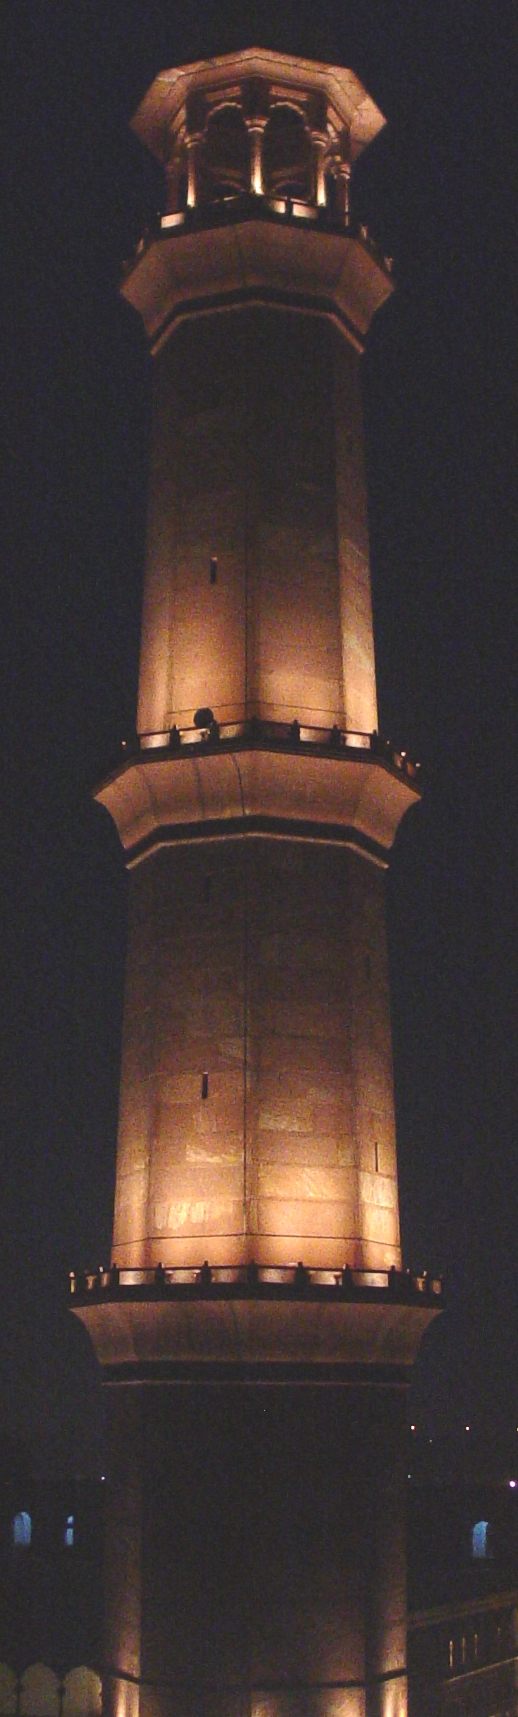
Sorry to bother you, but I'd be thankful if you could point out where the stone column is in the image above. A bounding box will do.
[336,153,352,226]
[185,132,203,208]
[246,117,267,196]
[311,129,329,206]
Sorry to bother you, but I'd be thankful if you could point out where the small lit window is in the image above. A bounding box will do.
[449,1638,454,1671]
[64,1514,74,1547]
[472,1519,490,1559]
[12,1510,32,1548]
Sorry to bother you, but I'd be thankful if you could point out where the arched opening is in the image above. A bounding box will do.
[12,1510,32,1548]
[471,1519,492,1559]
[63,1668,102,1717]
[64,1513,74,1548]
[262,105,312,200]
[201,105,250,202]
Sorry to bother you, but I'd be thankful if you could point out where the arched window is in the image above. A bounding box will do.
[263,105,312,200]
[201,106,250,201]
[472,1519,491,1559]
[12,1510,32,1548]
[64,1513,74,1548]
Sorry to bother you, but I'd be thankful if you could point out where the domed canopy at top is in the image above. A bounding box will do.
[130,45,386,175]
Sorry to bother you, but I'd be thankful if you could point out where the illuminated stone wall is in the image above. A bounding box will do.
[137,309,377,739]
[113,836,399,1271]
[112,301,401,1275]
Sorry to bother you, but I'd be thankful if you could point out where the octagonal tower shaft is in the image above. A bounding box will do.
[95,54,418,1274]
[103,308,410,1274]
[75,48,439,1717]
[137,307,378,744]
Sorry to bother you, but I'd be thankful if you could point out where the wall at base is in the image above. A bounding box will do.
[103,1380,408,1717]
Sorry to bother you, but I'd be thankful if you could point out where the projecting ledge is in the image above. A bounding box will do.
[96,748,418,865]
[123,220,392,352]
[73,1295,439,1374]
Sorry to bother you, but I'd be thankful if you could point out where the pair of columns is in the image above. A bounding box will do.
[183,113,267,208]
[175,110,351,215]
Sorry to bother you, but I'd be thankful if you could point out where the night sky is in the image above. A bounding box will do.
[1,0,516,1477]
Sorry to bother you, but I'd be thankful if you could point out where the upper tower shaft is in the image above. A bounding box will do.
[95,50,420,1277]
[122,49,391,748]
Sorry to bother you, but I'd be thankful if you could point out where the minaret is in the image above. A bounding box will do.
[71,47,442,1717]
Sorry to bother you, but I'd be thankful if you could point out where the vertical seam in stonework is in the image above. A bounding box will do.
[144,837,162,1258]
[332,328,347,724]
[243,837,250,1241]
[240,309,251,1241]
[230,755,249,1240]
[243,296,250,719]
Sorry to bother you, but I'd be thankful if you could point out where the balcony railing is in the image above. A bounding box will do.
[116,718,421,784]
[124,194,393,281]
[69,1262,443,1307]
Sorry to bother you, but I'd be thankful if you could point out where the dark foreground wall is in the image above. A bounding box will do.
[104,1378,408,1717]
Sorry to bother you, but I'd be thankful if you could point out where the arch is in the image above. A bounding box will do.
[21,1666,59,1717]
[12,1510,31,1548]
[262,104,312,200]
[471,1519,491,1559]
[0,1665,17,1717]
[201,104,250,201]
[63,1669,102,1717]
[64,1513,74,1547]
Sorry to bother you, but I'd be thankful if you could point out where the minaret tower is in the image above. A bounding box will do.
[71,46,441,1717]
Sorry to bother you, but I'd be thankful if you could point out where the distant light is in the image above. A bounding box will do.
[101,1475,106,1483]
[510,1481,516,1489]
[410,1424,416,1432]
[465,1424,470,1432]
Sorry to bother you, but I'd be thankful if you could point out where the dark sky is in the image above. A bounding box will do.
[1,0,516,1476]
